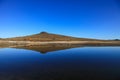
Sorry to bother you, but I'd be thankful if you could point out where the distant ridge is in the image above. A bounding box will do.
[3,32,99,41]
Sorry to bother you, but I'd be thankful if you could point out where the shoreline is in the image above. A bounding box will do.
[0,41,120,52]
[0,41,120,46]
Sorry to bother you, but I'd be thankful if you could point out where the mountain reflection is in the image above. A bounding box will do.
[0,44,83,53]
[13,44,83,53]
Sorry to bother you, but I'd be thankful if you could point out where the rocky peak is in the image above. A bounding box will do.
[39,31,48,35]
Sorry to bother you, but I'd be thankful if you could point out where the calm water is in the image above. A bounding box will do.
[0,47,120,80]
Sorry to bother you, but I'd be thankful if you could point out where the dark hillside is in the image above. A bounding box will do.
[4,32,99,41]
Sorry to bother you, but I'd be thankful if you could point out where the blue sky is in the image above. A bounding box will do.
[0,0,120,39]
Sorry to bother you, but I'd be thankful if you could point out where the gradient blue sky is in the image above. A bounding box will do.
[0,0,120,39]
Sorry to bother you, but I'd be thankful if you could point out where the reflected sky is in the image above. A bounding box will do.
[0,47,120,80]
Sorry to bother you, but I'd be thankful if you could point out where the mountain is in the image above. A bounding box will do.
[4,32,99,41]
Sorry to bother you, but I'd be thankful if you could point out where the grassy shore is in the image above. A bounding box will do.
[0,40,119,53]
[0,40,120,47]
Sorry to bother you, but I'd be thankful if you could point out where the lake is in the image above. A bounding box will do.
[0,46,120,80]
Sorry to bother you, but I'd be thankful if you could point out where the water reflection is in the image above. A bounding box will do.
[0,44,83,53]
[0,45,120,80]
[0,43,120,54]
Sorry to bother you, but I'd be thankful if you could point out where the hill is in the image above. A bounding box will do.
[4,32,99,41]
[0,38,3,39]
